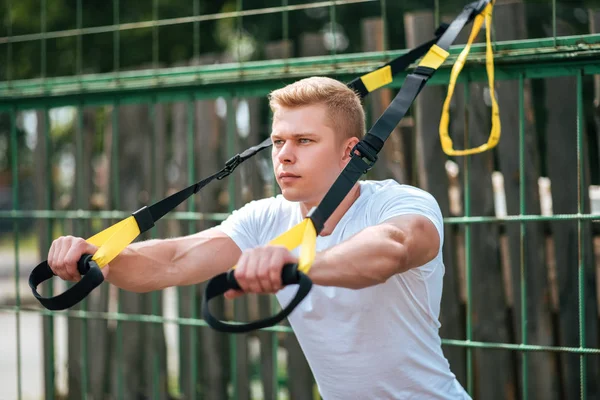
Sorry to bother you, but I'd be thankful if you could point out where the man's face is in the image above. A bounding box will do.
[271,103,357,206]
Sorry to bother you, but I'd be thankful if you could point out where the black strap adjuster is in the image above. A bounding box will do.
[216,154,242,180]
[352,141,378,170]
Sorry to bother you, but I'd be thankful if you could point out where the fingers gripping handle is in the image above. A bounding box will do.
[29,253,105,311]
[202,264,313,333]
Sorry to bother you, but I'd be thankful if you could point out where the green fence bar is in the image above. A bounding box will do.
[463,80,473,395]
[193,0,200,60]
[226,94,238,399]
[41,0,47,81]
[43,106,56,400]
[10,106,22,400]
[576,70,586,400]
[150,96,161,400]
[518,73,528,400]
[186,94,198,400]
[113,0,120,76]
[75,102,90,400]
[112,99,125,400]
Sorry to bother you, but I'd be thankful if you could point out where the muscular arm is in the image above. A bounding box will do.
[49,228,242,293]
[308,214,440,289]
[107,228,242,292]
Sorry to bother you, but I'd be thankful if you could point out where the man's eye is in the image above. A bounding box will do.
[299,138,312,144]
[273,140,284,145]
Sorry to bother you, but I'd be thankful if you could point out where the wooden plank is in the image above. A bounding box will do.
[492,1,558,398]
[543,17,600,400]
[404,9,466,387]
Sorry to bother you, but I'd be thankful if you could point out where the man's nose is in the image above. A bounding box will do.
[277,142,295,164]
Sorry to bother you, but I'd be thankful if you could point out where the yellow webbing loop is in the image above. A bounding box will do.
[418,44,449,69]
[360,65,393,93]
[231,218,317,274]
[82,216,141,268]
[439,2,500,156]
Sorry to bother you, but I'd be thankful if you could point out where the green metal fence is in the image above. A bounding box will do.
[1,1,600,399]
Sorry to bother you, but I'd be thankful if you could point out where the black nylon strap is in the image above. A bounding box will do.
[29,256,104,310]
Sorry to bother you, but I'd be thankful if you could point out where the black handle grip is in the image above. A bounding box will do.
[202,263,312,333]
[29,253,105,310]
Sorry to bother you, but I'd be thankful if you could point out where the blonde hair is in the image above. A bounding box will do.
[268,76,365,142]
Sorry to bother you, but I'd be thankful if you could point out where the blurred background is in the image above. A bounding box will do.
[1,0,600,399]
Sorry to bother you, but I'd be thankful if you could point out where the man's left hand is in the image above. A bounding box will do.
[224,245,298,299]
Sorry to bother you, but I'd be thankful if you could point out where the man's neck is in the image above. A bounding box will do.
[299,183,361,237]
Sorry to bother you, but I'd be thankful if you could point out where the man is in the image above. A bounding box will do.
[48,76,470,399]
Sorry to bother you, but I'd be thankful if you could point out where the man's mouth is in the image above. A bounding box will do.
[278,173,301,182]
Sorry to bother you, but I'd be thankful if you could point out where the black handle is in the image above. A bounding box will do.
[202,263,312,333]
[29,253,105,310]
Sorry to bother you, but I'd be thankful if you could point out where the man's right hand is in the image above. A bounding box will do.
[47,236,109,282]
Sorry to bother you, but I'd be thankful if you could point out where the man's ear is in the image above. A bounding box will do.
[342,137,360,161]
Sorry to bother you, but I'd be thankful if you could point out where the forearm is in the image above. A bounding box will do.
[107,229,241,293]
[308,224,408,289]
[106,238,179,292]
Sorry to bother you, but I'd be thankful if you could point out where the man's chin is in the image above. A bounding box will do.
[280,188,308,203]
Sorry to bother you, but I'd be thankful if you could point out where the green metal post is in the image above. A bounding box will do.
[76,0,82,79]
[41,0,47,81]
[518,74,528,400]
[6,0,13,86]
[150,97,161,400]
[112,100,124,400]
[576,71,586,400]
[193,0,200,60]
[10,106,22,400]
[552,0,557,46]
[113,0,120,75]
[75,103,90,400]
[380,0,388,53]
[463,82,473,395]
[329,1,337,57]
[226,95,238,399]
[187,95,198,400]
[153,0,159,77]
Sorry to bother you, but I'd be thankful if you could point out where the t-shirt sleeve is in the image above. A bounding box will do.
[214,199,270,252]
[369,184,444,253]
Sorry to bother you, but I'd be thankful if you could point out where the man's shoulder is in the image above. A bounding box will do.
[361,179,438,203]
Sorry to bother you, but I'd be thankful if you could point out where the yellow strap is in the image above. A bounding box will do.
[83,215,141,268]
[360,65,393,93]
[297,220,316,273]
[418,44,449,69]
[230,217,318,274]
[439,3,501,156]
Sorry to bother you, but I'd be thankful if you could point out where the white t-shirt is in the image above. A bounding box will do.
[216,179,470,400]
